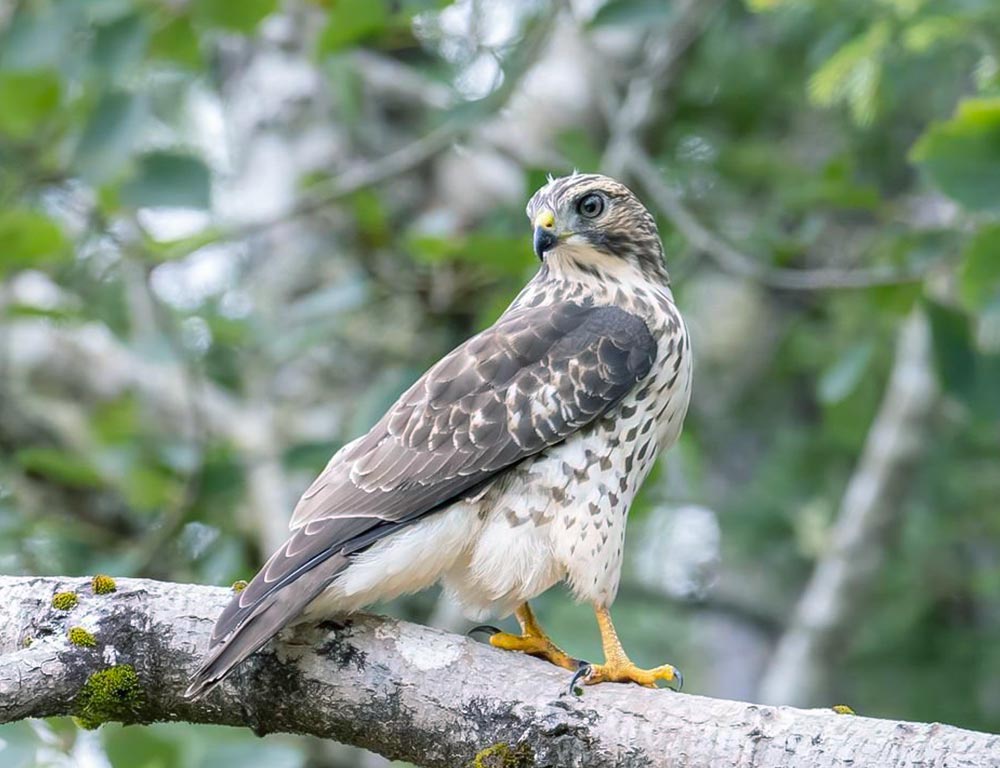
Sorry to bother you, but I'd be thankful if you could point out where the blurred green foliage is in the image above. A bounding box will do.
[1,0,999,765]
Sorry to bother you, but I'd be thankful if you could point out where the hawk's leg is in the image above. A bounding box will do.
[573,604,682,690]
[485,603,582,672]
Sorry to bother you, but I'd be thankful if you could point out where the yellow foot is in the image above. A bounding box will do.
[486,630,581,672]
[574,658,682,690]
[571,603,684,694]
[469,603,582,673]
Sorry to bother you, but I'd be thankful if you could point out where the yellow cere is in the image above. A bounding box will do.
[534,209,555,230]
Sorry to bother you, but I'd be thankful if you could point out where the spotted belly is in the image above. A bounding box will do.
[443,425,672,617]
[447,320,690,616]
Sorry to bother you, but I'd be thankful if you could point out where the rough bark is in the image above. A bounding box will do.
[1,576,996,768]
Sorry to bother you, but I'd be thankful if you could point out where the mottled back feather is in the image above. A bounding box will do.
[185,301,655,697]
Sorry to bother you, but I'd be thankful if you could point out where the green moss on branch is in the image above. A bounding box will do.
[51,591,78,611]
[74,665,143,729]
[471,742,534,768]
[68,627,96,647]
[91,574,117,595]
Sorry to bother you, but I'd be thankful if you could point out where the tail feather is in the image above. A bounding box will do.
[185,555,347,699]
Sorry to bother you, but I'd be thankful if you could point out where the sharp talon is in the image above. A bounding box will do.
[567,663,591,696]
[671,668,684,692]
[467,624,502,639]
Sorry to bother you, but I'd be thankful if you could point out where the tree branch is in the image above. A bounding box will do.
[2,576,996,768]
[170,2,560,258]
[2,318,304,560]
[579,9,927,293]
[626,146,931,290]
[598,0,725,179]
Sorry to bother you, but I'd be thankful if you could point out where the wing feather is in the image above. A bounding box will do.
[199,302,656,662]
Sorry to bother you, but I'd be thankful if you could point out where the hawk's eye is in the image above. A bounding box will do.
[576,192,605,219]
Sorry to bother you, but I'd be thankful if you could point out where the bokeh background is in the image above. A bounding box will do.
[1,0,999,765]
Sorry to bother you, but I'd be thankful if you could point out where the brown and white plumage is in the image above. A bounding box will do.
[186,173,691,698]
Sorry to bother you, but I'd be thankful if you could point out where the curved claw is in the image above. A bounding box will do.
[670,668,684,692]
[467,624,503,639]
[567,662,592,696]
[565,661,683,693]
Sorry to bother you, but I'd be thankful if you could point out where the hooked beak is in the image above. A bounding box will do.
[533,209,558,260]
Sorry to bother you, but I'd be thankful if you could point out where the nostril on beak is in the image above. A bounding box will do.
[534,210,555,230]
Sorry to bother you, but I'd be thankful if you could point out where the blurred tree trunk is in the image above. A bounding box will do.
[758,310,939,706]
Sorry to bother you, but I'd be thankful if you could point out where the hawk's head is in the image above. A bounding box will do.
[525,173,666,282]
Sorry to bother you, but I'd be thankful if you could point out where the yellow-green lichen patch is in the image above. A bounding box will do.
[471,743,534,768]
[231,580,248,592]
[91,574,117,595]
[52,591,79,611]
[75,665,143,730]
[832,704,856,715]
[68,627,96,647]
[22,636,33,648]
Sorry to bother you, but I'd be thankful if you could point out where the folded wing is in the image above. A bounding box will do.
[185,301,656,697]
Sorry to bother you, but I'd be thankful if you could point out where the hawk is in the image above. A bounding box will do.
[186,173,692,698]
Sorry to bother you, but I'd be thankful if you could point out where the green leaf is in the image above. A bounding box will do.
[0,2,78,70]
[80,0,140,25]
[901,16,965,53]
[959,225,1000,311]
[0,209,68,274]
[923,299,1000,418]
[405,234,455,263]
[91,13,150,77]
[193,0,279,33]
[925,299,977,403]
[744,0,801,9]
[317,0,388,55]
[123,464,176,511]
[351,190,389,247]
[808,22,889,126]
[74,91,148,184]
[16,448,104,488]
[870,281,921,315]
[2,303,79,322]
[103,724,182,768]
[911,98,1000,211]
[590,0,673,27]
[149,16,203,69]
[463,233,534,275]
[91,395,141,445]
[396,0,454,13]
[975,349,1000,420]
[406,232,532,276]
[0,70,61,140]
[142,227,224,262]
[120,151,212,209]
[818,340,875,404]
